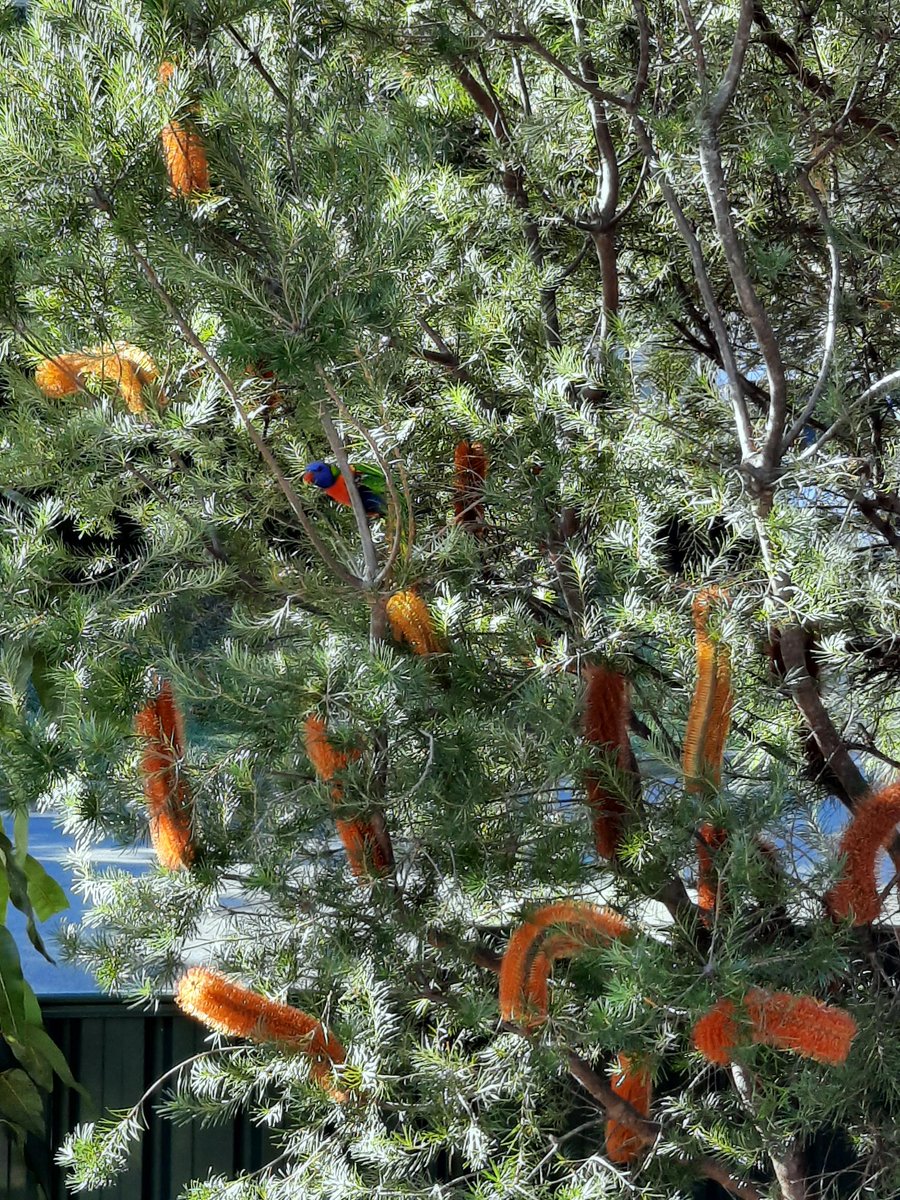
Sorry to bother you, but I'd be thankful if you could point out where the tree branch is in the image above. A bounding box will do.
[781,173,841,453]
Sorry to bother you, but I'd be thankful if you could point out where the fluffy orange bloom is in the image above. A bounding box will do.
[175,967,346,1097]
[583,666,635,859]
[161,119,210,197]
[697,823,728,916]
[683,588,732,793]
[35,344,157,413]
[304,717,392,880]
[158,58,209,198]
[135,681,194,871]
[334,817,392,879]
[825,782,900,925]
[605,1054,652,1164]
[499,901,631,1028]
[453,440,488,530]
[386,590,444,655]
[304,715,358,785]
[692,988,857,1067]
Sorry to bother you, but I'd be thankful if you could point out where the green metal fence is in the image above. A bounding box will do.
[0,997,269,1200]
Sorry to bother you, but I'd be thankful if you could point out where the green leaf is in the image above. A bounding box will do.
[12,810,27,868]
[0,925,28,1041]
[0,830,52,962]
[12,1023,86,1097]
[0,1069,45,1136]
[23,857,68,922]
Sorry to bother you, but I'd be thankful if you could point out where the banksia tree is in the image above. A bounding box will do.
[5,2,900,1199]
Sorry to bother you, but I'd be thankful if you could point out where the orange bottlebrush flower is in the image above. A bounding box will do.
[683,588,732,793]
[583,666,635,859]
[386,589,444,656]
[304,717,392,881]
[175,967,346,1098]
[161,119,210,197]
[304,715,358,784]
[825,782,900,925]
[135,681,194,871]
[499,901,631,1027]
[697,823,728,916]
[35,357,81,398]
[605,1054,652,1164]
[334,817,392,878]
[35,344,158,413]
[453,439,488,530]
[158,59,176,87]
[692,988,857,1067]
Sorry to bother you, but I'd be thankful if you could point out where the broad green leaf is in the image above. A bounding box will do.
[23,856,68,922]
[12,810,27,868]
[0,830,52,962]
[0,1069,45,1136]
[0,925,28,1041]
[16,1023,86,1097]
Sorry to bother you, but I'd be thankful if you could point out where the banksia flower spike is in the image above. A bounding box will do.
[825,782,900,925]
[696,822,728,918]
[683,587,733,794]
[582,666,638,859]
[135,680,194,871]
[159,60,210,198]
[692,988,857,1067]
[35,344,158,413]
[386,589,444,656]
[499,901,631,1028]
[334,817,392,879]
[453,439,488,531]
[605,1054,652,1164]
[175,967,346,1099]
[304,716,392,880]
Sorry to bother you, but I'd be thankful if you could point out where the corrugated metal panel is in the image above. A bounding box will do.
[0,997,269,1200]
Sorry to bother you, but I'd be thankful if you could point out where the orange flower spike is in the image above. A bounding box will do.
[683,588,732,793]
[303,715,356,784]
[746,989,857,1066]
[582,666,634,859]
[697,823,728,915]
[161,120,210,197]
[693,990,857,1067]
[499,902,631,1024]
[159,59,209,199]
[605,1054,652,1164]
[386,590,444,656]
[175,968,346,1099]
[825,782,900,925]
[135,682,194,871]
[35,356,83,398]
[334,817,392,879]
[453,439,488,529]
[692,998,740,1064]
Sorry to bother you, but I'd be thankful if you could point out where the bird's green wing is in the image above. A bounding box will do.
[352,464,387,495]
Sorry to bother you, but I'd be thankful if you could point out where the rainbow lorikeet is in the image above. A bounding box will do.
[303,461,388,517]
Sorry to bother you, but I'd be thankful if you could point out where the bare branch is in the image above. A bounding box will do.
[781,173,841,453]
[707,0,754,125]
[629,112,756,460]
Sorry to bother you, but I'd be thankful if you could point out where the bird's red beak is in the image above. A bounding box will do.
[303,472,314,484]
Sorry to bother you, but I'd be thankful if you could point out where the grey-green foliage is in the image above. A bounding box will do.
[0,0,899,1196]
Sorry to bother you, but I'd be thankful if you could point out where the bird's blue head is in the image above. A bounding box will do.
[303,461,336,489]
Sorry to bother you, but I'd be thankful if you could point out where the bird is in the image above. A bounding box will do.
[303,461,387,517]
